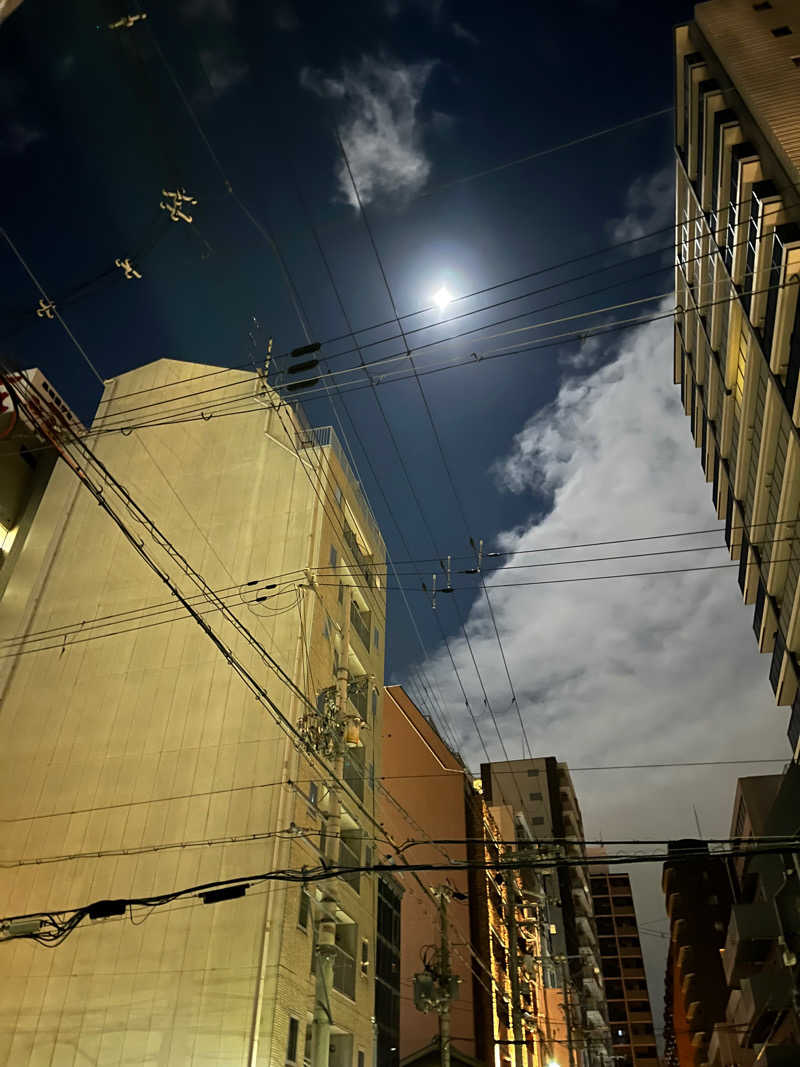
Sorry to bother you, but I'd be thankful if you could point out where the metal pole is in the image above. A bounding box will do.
[504,860,525,1067]
[310,588,352,1067]
[438,890,451,1067]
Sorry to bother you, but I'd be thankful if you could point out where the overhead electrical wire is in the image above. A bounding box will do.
[3,837,798,946]
[73,269,791,442]
[79,185,782,413]
[5,534,799,661]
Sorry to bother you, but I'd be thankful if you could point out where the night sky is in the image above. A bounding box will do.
[2,0,789,1036]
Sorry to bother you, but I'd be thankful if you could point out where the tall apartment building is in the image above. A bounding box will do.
[381,687,564,1067]
[481,759,613,1067]
[673,0,800,750]
[662,841,733,1066]
[587,853,658,1067]
[0,359,387,1066]
[710,768,800,1065]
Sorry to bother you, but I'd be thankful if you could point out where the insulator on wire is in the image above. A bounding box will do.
[290,342,321,358]
[288,359,319,375]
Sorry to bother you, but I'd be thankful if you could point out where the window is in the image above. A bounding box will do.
[532,816,545,826]
[309,782,318,809]
[335,485,343,507]
[361,938,370,976]
[529,791,543,801]
[792,54,800,66]
[358,1053,365,1067]
[752,1,772,8]
[287,1018,299,1064]
[330,545,338,568]
[374,627,380,651]
[298,888,310,929]
[527,768,539,777]
[338,581,344,604]
[371,688,378,719]
[772,25,792,36]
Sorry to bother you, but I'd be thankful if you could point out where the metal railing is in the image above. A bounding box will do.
[350,601,371,651]
[332,946,356,999]
[295,425,384,556]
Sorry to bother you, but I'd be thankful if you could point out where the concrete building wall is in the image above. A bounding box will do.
[0,359,386,1067]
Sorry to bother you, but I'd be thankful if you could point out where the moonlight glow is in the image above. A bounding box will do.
[432,286,453,312]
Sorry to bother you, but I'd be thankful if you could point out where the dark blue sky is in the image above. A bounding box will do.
[1,0,691,682]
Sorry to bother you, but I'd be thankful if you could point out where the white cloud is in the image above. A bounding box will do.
[414,302,789,1022]
[451,19,479,45]
[300,55,436,208]
[0,120,42,155]
[608,165,674,249]
[199,48,248,95]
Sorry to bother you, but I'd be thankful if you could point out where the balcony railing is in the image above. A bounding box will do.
[296,425,383,556]
[350,601,371,651]
[333,946,356,1000]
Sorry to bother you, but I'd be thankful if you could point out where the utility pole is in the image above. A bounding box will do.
[309,587,353,1067]
[437,889,452,1067]
[413,886,461,1067]
[559,958,576,1067]
[503,859,525,1067]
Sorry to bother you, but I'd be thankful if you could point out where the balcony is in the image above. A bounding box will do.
[707,1023,755,1067]
[729,969,794,1042]
[722,902,780,985]
[350,600,371,652]
[295,425,384,564]
[572,881,592,916]
[332,945,356,1000]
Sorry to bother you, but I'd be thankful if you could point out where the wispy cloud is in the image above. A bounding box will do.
[451,19,479,45]
[416,304,787,1022]
[0,120,43,156]
[608,165,674,249]
[300,55,436,209]
[198,47,248,96]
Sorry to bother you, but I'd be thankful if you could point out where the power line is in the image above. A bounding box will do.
[0,227,105,385]
[4,837,798,946]
[80,269,790,439]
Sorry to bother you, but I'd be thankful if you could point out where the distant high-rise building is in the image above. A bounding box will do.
[481,759,614,1067]
[0,359,387,1066]
[587,851,658,1067]
[673,0,800,750]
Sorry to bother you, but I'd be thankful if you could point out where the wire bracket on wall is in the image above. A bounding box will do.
[108,13,148,30]
[35,299,56,320]
[160,188,198,224]
[114,257,142,280]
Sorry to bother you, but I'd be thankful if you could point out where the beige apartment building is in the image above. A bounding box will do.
[0,359,386,1066]
[673,0,800,750]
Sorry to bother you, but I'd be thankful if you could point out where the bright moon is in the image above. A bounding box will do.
[432,286,453,312]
